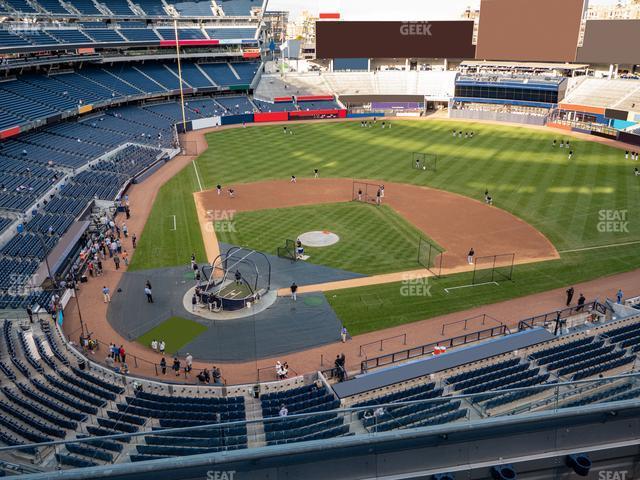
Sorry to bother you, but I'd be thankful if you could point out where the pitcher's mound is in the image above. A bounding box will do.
[299,231,340,247]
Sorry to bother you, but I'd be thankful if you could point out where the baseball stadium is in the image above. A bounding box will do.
[0,0,639,478]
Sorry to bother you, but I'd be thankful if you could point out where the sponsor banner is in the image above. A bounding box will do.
[274,96,294,103]
[396,112,422,117]
[192,116,222,130]
[77,47,95,54]
[242,48,261,59]
[289,109,347,120]
[319,12,341,19]
[0,125,20,139]
[78,105,93,114]
[221,113,254,125]
[254,111,289,122]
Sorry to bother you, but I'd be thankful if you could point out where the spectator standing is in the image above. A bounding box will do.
[566,287,574,306]
[102,286,110,303]
[145,285,153,303]
[173,357,181,376]
[160,357,167,375]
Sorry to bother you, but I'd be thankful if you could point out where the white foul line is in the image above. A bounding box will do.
[559,240,640,254]
[170,215,176,231]
[444,281,499,294]
[192,160,203,192]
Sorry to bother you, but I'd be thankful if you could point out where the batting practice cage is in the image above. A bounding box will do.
[417,237,445,277]
[472,253,515,285]
[412,152,437,172]
[200,247,272,311]
[352,180,382,204]
[277,239,297,262]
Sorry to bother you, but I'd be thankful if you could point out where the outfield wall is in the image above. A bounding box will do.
[182,109,348,132]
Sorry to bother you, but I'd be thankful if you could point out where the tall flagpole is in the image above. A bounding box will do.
[174,19,187,132]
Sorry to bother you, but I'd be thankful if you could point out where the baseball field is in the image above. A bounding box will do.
[129,120,640,335]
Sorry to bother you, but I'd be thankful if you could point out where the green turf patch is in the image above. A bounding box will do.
[216,202,429,275]
[136,316,207,355]
[303,295,325,307]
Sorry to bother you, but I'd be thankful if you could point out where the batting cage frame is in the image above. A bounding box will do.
[277,238,297,262]
[352,180,382,205]
[412,152,437,172]
[417,237,445,278]
[471,253,516,285]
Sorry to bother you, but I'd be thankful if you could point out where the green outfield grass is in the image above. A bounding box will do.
[217,202,437,275]
[136,316,207,354]
[129,120,640,332]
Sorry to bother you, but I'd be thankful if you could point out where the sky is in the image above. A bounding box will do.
[266,0,627,20]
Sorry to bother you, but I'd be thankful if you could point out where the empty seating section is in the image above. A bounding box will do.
[156,28,205,40]
[119,391,248,460]
[102,0,135,15]
[231,61,259,83]
[81,69,143,96]
[563,78,640,109]
[260,384,346,445]
[4,0,37,13]
[44,29,92,44]
[173,0,215,16]
[84,28,125,42]
[38,0,71,13]
[66,0,102,15]
[253,99,297,112]
[206,28,256,39]
[117,28,160,42]
[215,96,254,114]
[0,29,31,47]
[135,0,167,16]
[0,216,13,235]
[0,61,260,130]
[166,63,212,88]
[135,64,183,90]
[108,65,168,94]
[199,63,239,86]
[217,0,259,16]
[298,100,340,110]
[349,381,468,433]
